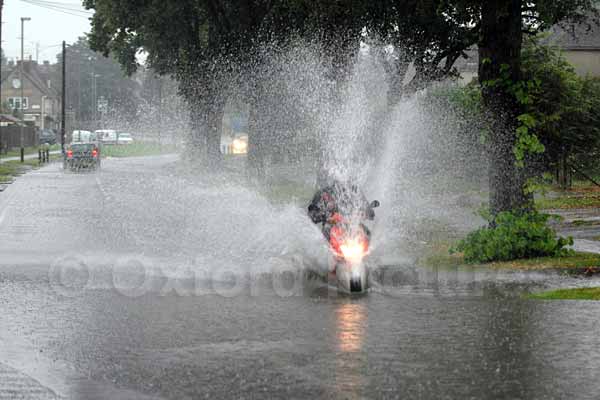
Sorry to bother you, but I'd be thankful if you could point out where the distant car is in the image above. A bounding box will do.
[117,132,134,145]
[95,129,118,144]
[71,130,97,144]
[65,143,101,171]
[39,129,56,145]
[231,135,248,155]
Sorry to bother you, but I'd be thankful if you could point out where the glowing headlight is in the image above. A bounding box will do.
[232,139,248,154]
[340,239,367,262]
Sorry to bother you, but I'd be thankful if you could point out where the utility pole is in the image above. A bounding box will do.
[61,41,66,153]
[92,73,96,125]
[0,0,4,154]
[76,59,81,127]
[157,74,162,147]
[20,17,31,163]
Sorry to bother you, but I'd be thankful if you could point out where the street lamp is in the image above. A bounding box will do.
[19,17,31,163]
[41,95,47,130]
[87,56,99,128]
[92,73,100,126]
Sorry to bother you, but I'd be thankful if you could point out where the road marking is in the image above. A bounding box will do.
[95,175,110,200]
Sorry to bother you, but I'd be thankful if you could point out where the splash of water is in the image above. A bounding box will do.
[79,38,487,280]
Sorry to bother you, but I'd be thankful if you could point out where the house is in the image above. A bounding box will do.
[1,59,60,130]
[0,114,24,126]
[545,21,600,77]
[453,47,479,85]
[454,19,600,83]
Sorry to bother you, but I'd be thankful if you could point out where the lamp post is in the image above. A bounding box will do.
[19,17,31,163]
[41,95,47,130]
[93,74,100,127]
[87,56,97,128]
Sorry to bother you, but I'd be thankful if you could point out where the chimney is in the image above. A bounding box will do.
[43,60,50,66]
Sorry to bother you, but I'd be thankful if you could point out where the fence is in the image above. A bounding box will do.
[0,126,38,153]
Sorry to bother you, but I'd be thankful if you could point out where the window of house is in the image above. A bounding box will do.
[7,97,29,110]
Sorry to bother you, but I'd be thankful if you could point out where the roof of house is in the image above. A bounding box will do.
[0,114,23,124]
[1,61,59,98]
[547,19,600,51]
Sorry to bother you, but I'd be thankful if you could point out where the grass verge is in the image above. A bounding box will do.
[529,287,600,300]
[1,144,61,159]
[0,157,59,182]
[101,143,177,158]
[423,243,600,271]
[537,195,600,209]
[536,183,600,209]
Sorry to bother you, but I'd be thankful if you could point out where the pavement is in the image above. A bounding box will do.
[0,150,62,164]
[1,156,600,399]
[550,208,600,253]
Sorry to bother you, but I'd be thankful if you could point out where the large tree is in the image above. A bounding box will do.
[418,0,598,215]
[84,0,370,171]
[474,0,597,215]
[84,0,238,165]
[366,1,479,106]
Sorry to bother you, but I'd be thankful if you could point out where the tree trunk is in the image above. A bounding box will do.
[387,58,410,108]
[186,100,208,165]
[247,93,265,180]
[479,0,527,216]
[206,93,225,166]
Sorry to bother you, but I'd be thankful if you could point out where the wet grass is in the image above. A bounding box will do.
[1,144,60,159]
[537,182,600,209]
[101,143,178,158]
[537,195,600,209]
[0,157,60,183]
[529,287,600,300]
[568,219,600,227]
[0,175,13,183]
[423,243,600,271]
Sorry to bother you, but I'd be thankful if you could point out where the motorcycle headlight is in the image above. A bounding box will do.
[340,238,367,262]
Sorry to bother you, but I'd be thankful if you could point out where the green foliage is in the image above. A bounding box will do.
[529,287,600,300]
[101,143,177,158]
[451,210,574,263]
[517,38,600,178]
[482,62,548,165]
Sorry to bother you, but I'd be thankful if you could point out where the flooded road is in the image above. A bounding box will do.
[1,156,600,399]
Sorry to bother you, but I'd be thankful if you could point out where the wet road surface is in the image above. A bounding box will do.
[1,156,600,399]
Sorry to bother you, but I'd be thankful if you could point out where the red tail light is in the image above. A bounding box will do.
[66,150,73,158]
[92,149,98,158]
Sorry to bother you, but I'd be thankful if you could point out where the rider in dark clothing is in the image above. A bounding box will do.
[307,180,376,240]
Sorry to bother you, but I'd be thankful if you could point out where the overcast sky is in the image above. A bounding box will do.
[4,0,92,63]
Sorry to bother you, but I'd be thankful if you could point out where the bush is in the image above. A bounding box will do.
[451,210,573,263]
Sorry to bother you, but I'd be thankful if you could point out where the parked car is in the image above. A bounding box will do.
[39,129,57,145]
[65,143,101,171]
[117,132,134,145]
[95,129,118,144]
